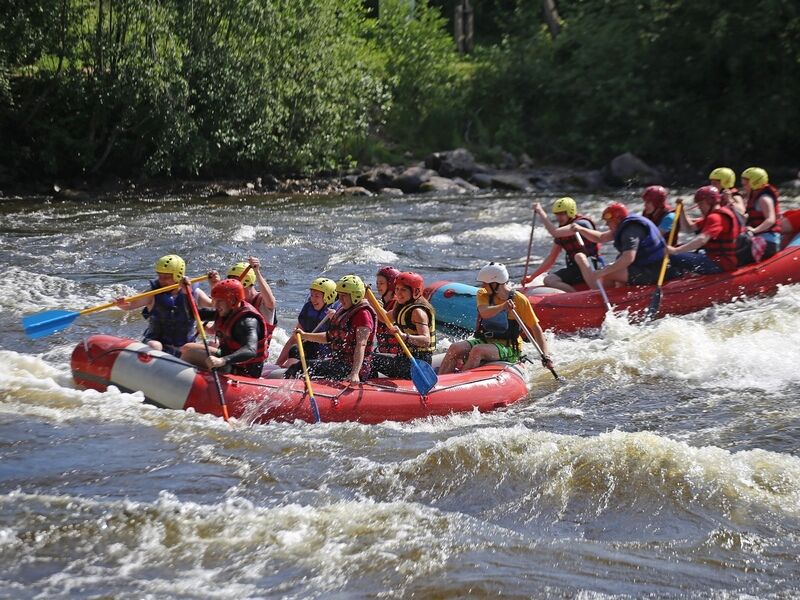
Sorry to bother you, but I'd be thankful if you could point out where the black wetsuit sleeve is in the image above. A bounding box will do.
[224,316,261,365]
[197,307,216,321]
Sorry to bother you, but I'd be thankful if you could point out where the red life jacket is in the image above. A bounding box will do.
[376,297,399,354]
[703,205,741,272]
[251,292,277,350]
[327,301,377,377]
[746,184,781,233]
[214,301,268,372]
[554,214,599,264]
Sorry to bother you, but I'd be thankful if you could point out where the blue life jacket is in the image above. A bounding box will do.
[475,290,520,344]
[298,299,340,358]
[613,215,665,266]
[142,280,197,350]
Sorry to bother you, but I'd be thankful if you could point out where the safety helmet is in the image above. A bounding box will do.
[227,262,256,288]
[154,254,185,283]
[395,271,425,298]
[476,262,509,285]
[552,197,577,219]
[336,275,366,304]
[741,167,768,190]
[602,203,629,222]
[708,167,736,190]
[694,185,721,205]
[309,277,337,305]
[375,265,401,291]
[642,185,668,206]
[211,279,245,307]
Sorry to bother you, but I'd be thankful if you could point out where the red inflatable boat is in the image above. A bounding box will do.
[427,233,800,334]
[71,335,530,424]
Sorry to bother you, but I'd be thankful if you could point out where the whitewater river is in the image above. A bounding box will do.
[1,189,800,598]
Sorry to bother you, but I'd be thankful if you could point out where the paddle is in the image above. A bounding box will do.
[644,199,683,321]
[574,231,612,312]
[522,210,538,284]
[296,332,322,423]
[510,307,560,381]
[364,287,438,395]
[22,274,208,339]
[183,279,230,422]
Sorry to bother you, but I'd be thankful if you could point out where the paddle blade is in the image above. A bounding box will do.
[644,287,662,322]
[410,358,438,395]
[22,310,80,339]
[309,395,321,423]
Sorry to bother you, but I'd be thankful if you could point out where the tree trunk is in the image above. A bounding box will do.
[542,0,561,40]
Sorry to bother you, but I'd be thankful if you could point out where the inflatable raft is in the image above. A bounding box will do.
[427,233,800,334]
[71,335,530,424]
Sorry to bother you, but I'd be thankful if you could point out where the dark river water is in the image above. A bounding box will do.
[1,190,799,598]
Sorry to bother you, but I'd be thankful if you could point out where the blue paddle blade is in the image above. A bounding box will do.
[22,309,80,339]
[309,395,321,423]
[644,287,663,322]
[410,358,438,395]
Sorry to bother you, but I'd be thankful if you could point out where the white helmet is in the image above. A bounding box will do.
[477,262,509,284]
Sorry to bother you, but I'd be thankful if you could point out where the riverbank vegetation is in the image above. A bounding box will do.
[1,0,798,183]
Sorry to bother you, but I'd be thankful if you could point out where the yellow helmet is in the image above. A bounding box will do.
[227,262,256,287]
[741,167,768,189]
[336,275,366,304]
[708,167,735,190]
[154,254,185,283]
[552,197,577,219]
[309,277,337,304]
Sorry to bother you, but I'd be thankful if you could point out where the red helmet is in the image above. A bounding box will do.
[376,265,400,290]
[602,203,629,221]
[211,279,245,306]
[642,185,668,206]
[395,271,425,298]
[694,185,721,205]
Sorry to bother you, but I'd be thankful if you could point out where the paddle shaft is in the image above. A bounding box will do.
[510,307,560,381]
[522,211,538,282]
[574,232,612,311]
[184,280,230,422]
[295,332,321,423]
[656,200,683,285]
[84,275,208,316]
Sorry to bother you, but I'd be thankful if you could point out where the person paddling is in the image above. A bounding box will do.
[522,198,601,291]
[572,203,669,288]
[737,167,782,265]
[708,167,746,224]
[294,275,377,386]
[210,258,278,353]
[668,186,741,275]
[276,277,339,368]
[371,272,436,378]
[374,265,401,357]
[180,279,268,377]
[439,262,552,374]
[641,186,678,237]
[114,254,212,356]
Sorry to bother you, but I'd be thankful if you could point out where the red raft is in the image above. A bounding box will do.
[71,335,530,424]
[427,233,800,334]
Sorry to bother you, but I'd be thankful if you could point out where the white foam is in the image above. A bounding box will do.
[326,246,399,268]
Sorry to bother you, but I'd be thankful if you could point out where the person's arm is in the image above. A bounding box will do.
[297,330,328,344]
[348,327,371,385]
[276,320,302,365]
[116,295,154,311]
[749,196,777,235]
[571,223,612,243]
[478,296,515,319]
[524,244,561,283]
[196,288,213,308]
[679,206,699,231]
[249,257,277,310]
[404,307,431,348]
[533,203,558,236]
[513,294,553,367]
[669,233,710,254]
[596,250,636,277]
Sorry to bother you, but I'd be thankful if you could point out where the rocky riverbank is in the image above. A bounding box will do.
[2,149,798,202]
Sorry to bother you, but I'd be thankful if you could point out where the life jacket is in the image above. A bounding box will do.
[144,280,197,347]
[214,301,268,374]
[475,288,521,347]
[326,301,378,378]
[613,215,665,266]
[703,205,741,272]
[554,214,600,266]
[298,299,334,358]
[643,204,680,236]
[251,292,277,350]
[396,300,436,356]
[376,297,399,354]
[746,184,781,233]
